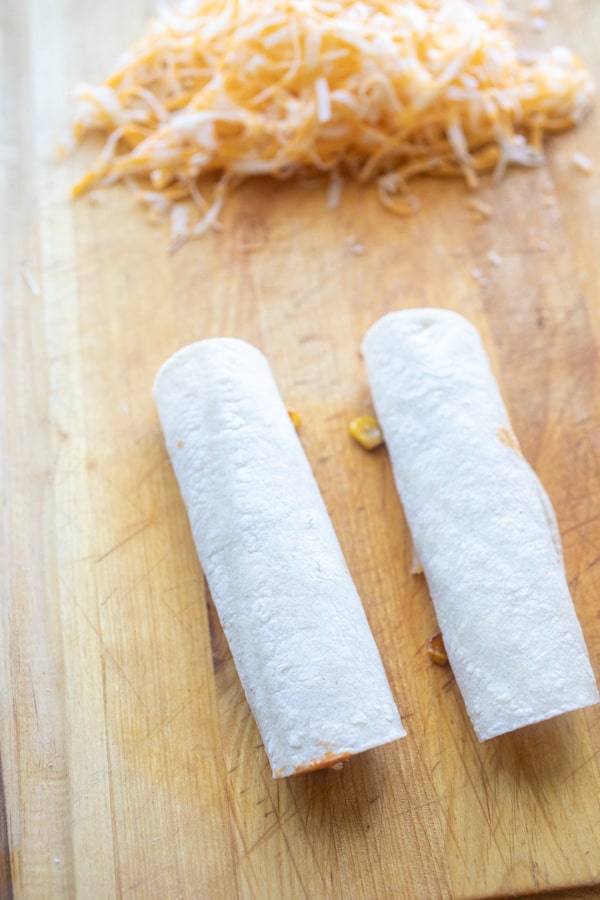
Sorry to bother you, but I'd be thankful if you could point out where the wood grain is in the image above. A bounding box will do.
[2,1,600,897]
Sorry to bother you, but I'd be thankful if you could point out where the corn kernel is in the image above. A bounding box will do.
[287,408,302,430]
[427,632,449,667]
[349,415,383,450]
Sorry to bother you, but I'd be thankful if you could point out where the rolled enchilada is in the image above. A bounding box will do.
[362,308,599,741]
[153,337,405,776]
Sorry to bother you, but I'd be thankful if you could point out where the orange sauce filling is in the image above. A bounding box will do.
[277,750,352,777]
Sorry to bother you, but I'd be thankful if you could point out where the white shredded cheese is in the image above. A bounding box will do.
[19,265,41,297]
[572,151,594,175]
[486,248,503,266]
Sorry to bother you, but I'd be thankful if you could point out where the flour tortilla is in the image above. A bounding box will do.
[362,308,599,741]
[153,338,405,776]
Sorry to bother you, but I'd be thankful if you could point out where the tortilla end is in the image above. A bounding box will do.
[475,689,600,742]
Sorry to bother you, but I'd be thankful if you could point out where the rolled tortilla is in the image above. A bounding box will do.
[153,338,405,776]
[362,308,599,741]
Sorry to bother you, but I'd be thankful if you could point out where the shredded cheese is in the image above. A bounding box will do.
[68,0,595,246]
[572,150,594,175]
[466,195,493,218]
[486,248,503,266]
[19,265,41,297]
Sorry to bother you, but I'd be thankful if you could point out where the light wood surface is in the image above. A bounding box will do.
[2,1,600,897]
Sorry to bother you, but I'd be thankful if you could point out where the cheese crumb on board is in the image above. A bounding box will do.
[19,265,41,297]
[572,151,594,175]
[486,248,503,266]
[68,0,595,245]
[466,196,493,219]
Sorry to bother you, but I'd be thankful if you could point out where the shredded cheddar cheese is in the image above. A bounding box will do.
[68,0,595,246]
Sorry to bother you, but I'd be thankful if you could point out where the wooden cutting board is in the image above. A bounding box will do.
[2,1,600,897]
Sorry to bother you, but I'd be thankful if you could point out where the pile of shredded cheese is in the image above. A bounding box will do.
[68,0,595,247]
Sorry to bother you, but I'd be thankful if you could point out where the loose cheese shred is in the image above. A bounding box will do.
[68,0,595,246]
[572,151,594,175]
